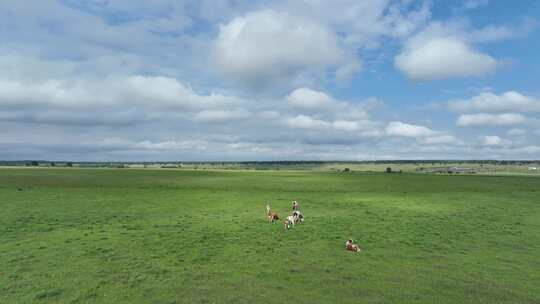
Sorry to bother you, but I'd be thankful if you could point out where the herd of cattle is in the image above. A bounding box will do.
[265,200,362,253]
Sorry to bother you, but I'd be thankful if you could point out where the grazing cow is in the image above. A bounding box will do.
[283,218,293,230]
[345,239,361,253]
[266,204,279,224]
[292,200,299,210]
[292,211,304,223]
[285,214,297,228]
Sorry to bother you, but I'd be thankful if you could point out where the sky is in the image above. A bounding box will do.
[1,0,540,161]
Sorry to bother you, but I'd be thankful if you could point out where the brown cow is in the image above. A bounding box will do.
[266,204,279,224]
[345,239,362,253]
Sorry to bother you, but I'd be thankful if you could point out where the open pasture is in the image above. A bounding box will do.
[1,168,539,303]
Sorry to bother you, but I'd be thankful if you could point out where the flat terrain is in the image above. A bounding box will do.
[1,168,539,303]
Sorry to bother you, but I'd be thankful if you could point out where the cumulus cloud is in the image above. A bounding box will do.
[481,135,505,146]
[395,22,497,80]
[283,114,381,137]
[213,9,351,87]
[286,88,335,109]
[285,87,370,121]
[385,121,436,137]
[457,113,527,126]
[385,121,459,145]
[395,37,496,80]
[394,16,538,81]
[449,91,540,113]
[285,115,331,130]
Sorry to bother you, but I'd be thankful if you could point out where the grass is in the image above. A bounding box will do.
[1,168,539,303]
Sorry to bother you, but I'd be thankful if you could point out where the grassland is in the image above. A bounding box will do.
[1,168,539,303]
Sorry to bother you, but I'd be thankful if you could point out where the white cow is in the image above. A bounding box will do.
[292,210,304,223]
[284,214,297,229]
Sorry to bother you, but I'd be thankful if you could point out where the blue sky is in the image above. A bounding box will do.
[0,0,539,161]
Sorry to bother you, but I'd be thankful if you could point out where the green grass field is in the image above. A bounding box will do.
[1,168,539,303]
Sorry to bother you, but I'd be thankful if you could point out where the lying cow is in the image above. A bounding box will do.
[345,239,361,253]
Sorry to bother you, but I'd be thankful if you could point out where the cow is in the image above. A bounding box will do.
[292,210,304,223]
[284,214,297,229]
[266,204,279,224]
[345,239,361,252]
[283,218,293,230]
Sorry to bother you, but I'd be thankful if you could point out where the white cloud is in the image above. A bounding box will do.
[394,17,537,81]
[457,113,527,126]
[385,121,459,145]
[0,75,241,110]
[286,88,335,109]
[284,115,381,136]
[482,135,503,146]
[395,36,496,80]
[449,91,540,113]
[194,108,250,122]
[393,20,511,80]
[385,121,436,137]
[285,115,331,130]
[213,9,350,86]
[284,87,370,121]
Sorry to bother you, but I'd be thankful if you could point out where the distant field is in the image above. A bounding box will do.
[137,162,540,175]
[317,163,540,176]
[3,161,540,176]
[1,168,539,303]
